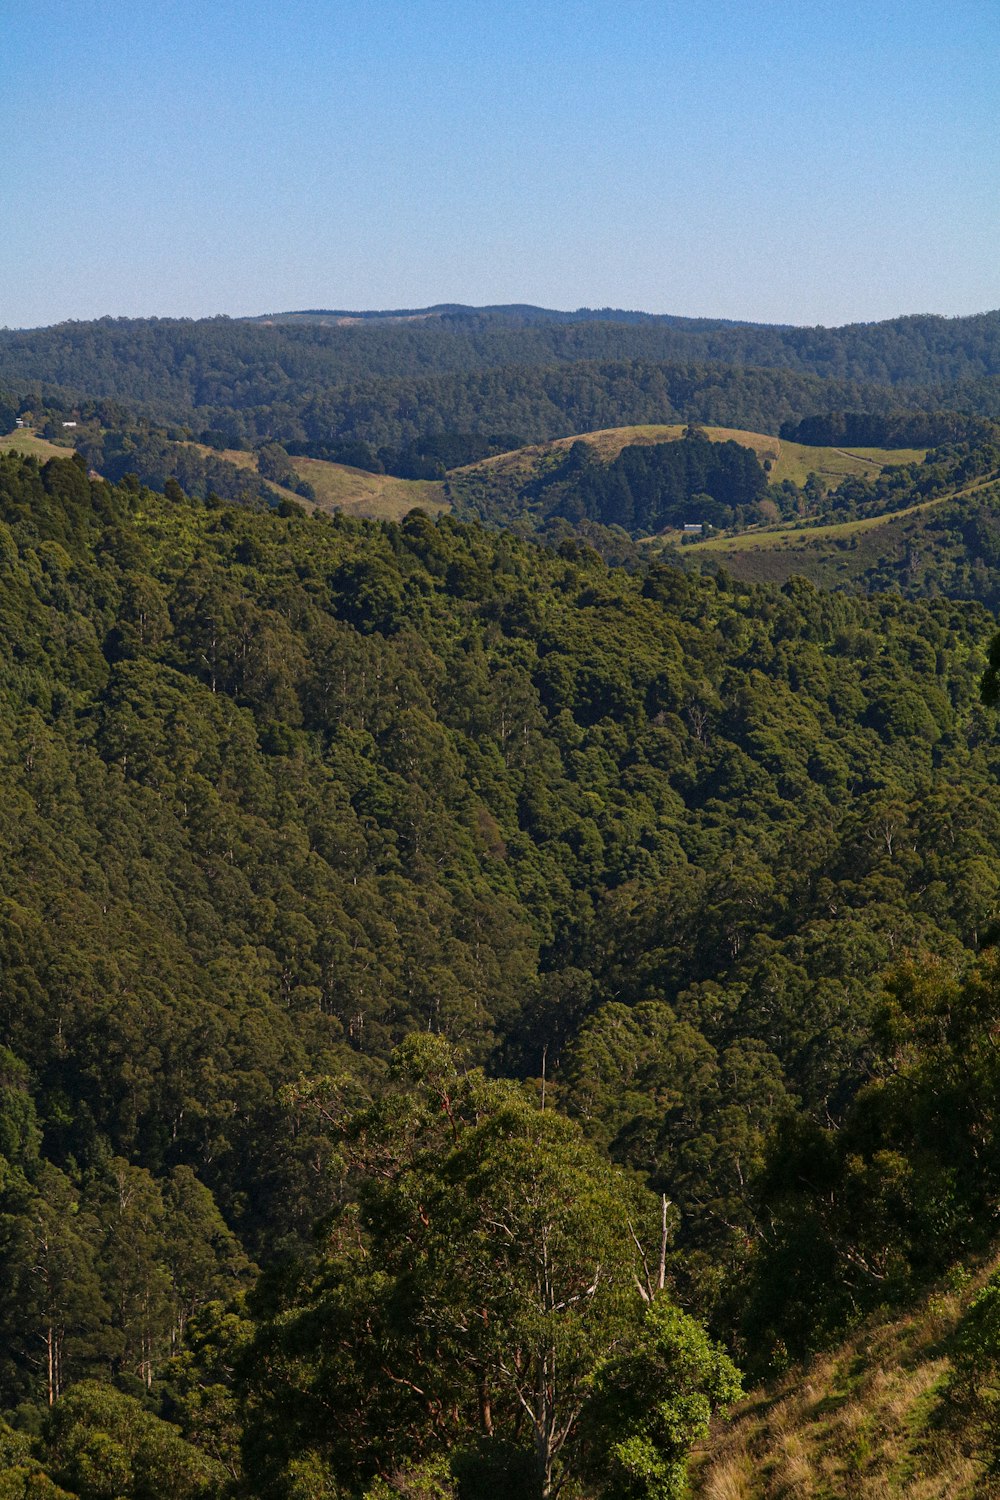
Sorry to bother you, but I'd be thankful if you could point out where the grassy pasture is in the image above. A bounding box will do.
[769,441,925,487]
[194,445,257,472]
[141,442,450,520]
[456,425,925,490]
[685,497,947,555]
[685,473,997,559]
[0,429,77,462]
[670,475,1000,590]
[289,457,448,521]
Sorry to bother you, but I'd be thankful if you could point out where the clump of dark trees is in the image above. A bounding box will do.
[779,408,999,449]
[517,427,768,532]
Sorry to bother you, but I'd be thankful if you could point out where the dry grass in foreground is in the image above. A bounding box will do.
[691,1261,1000,1500]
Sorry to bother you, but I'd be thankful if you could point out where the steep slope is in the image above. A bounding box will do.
[693,1259,1000,1499]
[1,451,999,1251]
[3,450,1000,1491]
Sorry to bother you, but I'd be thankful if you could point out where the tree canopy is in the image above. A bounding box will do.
[0,448,997,1492]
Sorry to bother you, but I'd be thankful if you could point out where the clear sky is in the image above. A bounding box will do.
[3,0,1000,329]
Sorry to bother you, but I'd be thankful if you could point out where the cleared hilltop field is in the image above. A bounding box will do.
[186,443,449,520]
[0,428,78,462]
[457,423,925,489]
[290,455,448,520]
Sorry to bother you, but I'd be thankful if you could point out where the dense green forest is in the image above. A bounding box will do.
[4,443,1000,1494]
[11,306,1000,400]
[8,305,1000,1496]
[778,408,999,448]
[0,351,908,455]
[10,308,1000,458]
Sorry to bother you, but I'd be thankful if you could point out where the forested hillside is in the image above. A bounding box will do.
[679,473,1000,603]
[0,347,906,455]
[3,447,1000,1494]
[7,308,1000,458]
[10,306,1000,397]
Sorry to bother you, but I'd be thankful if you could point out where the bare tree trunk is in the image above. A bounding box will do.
[658,1193,670,1292]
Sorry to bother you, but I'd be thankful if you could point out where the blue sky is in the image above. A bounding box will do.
[3,0,1000,328]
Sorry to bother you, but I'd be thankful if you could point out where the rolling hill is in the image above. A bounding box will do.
[453,423,925,489]
[448,423,930,539]
[182,442,449,519]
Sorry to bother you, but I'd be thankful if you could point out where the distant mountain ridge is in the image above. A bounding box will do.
[250,303,777,329]
[248,303,1000,336]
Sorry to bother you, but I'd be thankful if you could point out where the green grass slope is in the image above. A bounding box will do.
[290,455,449,519]
[0,427,77,462]
[185,443,449,518]
[692,1258,1000,1499]
[455,423,924,489]
[680,476,1000,591]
